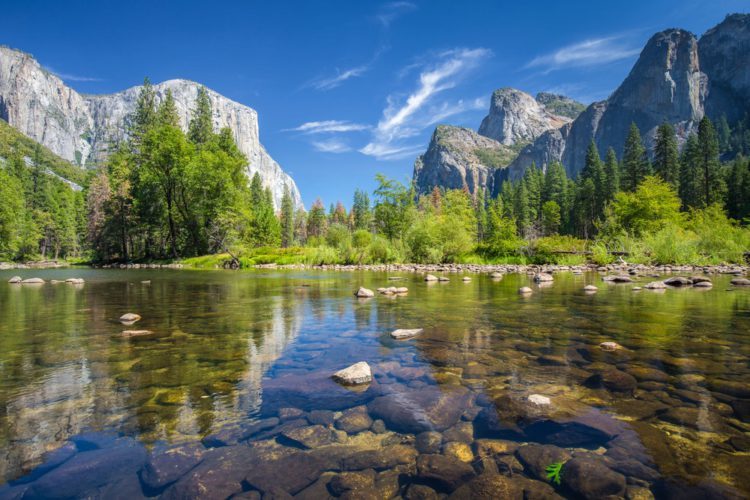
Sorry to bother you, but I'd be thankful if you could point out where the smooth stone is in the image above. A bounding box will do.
[442,441,473,463]
[390,328,424,340]
[462,277,471,282]
[518,286,533,294]
[415,431,443,454]
[119,313,141,323]
[335,406,373,433]
[442,422,474,444]
[586,369,637,394]
[201,417,279,447]
[307,410,335,426]
[342,445,417,471]
[527,394,551,406]
[534,273,554,282]
[659,406,724,431]
[23,439,147,499]
[599,341,621,351]
[21,277,44,284]
[332,362,372,386]
[628,366,670,383]
[121,330,154,338]
[584,285,598,292]
[424,274,438,282]
[416,454,475,492]
[368,386,472,433]
[560,457,626,500]
[328,470,375,496]
[7,276,22,283]
[645,281,666,289]
[354,287,375,298]
[280,425,336,449]
[405,483,440,500]
[730,277,750,285]
[438,276,450,282]
[65,278,85,284]
[140,443,205,491]
[607,275,633,283]
[515,444,571,481]
[448,473,524,499]
[243,451,330,496]
[694,280,713,288]
[294,473,335,500]
[664,276,692,286]
[709,379,750,398]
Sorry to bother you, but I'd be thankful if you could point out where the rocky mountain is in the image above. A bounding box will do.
[414,89,581,195]
[0,46,302,209]
[413,125,513,195]
[511,13,750,179]
[477,88,575,146]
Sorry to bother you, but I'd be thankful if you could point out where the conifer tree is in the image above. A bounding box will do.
[603,147,620,203]
[653,122,680,189]
[351,189,372,230]
[156,89,180,128]
[697,116,724,207]
[679,133,702,209]
[621,123,650,191]
[188,86,214,145]
[581,140,606,215]
[280,186,295,247]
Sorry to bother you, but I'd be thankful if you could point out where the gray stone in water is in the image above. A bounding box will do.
[415,431,443,454]
[560,457,626,500]
[518,286,533,294]
[332,362,372,385]
[354,287,375,298]
[694,280,713,288]
[121,330,154,338]
[438,276,450,282]
[599,341,621,351]
[335,406,373,434]
[424,274,438,282]
[584,285,598,292]
[342,445,418,471]
[7,276,22,283]
[65,278,85,284]
[533,273,553,282]
[21,277,44,284]
[448,473,524,499]
[416,454,475,492]
[664,276,692,286]
[280,425,336,449]
[462,276,471,282]
[119,313,141,324]
[390,328,423,340]
[141,443,205,491]
[645,281,666,289]
[730,277,750,286]
[490,272,503,279]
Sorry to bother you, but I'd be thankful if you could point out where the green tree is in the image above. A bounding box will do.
[351,189,372,230]
[581,140,606,216]
[605,176,682,237]
[280,186,295,247]
[156,89,180,128]
[653,122,680,189]
[188,86,213,145]
[307,199,327,239]
[696,116,724,207]
[541,200,561,236]
[621,123,650,191]
[373,174,414,240]
[679,133,702,209]
[603,147,620,203]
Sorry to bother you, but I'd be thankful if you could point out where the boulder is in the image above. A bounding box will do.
[333,362,372,386]
[448,473,524,499]
[368,386,473,433]
[21,277,44,284]
[354,287,375,298]
[7,276,22,283]
[140,443,205,491]
[730,277,750,286]
[664,276,692,286]
[416,454,475,492]
[560,457,626,500]
[518,287,533,294]
[390,328,423,340]
[425,274,438,282]
[645,281,667,289]
[533,273,554,282]
[119,313,141,324]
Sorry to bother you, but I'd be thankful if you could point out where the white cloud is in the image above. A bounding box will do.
[312,138,352,153]
[526,36,640,72]
[284,120,370,134]
[311,65,369,91]
[376,1,417,27]
[46,66,102,82]
[360,48,491,160]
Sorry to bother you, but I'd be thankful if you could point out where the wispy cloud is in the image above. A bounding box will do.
[310,66,369,91]
[46,66,103,82]
[376,1,417,27]
[284,120,370,134]
[525,36,640,72]
[311,138,352,153]
[360,47,491,160]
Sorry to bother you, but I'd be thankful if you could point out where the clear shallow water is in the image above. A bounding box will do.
[0,268,749,498]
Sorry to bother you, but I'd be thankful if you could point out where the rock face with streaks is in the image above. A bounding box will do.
[0,46,302,208]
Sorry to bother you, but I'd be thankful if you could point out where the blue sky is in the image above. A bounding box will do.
[3,0,747,207]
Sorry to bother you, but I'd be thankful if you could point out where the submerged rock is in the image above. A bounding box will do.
[390,328,424,340]
[368,386,472,433]
[141,443,205,492]
[342,445,417,471]
[515,444,571,481]
[280,425,336,449]
[585,369,637,394]
[335,406,373,434]
[448,473,524,499]
[333,362,372,386]
[416,431,443,454]
[560,457,626,500]
[518,286,533,294]
[416,454,475,492]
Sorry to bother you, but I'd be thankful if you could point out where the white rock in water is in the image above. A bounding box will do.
[65,278,84,284]
[8,276,22,283]
[490,272,503,279]
[438,276,450,282]
[424,274,438,282]
[600,341,621,351]
[332,362,372,386]
[354,287,375,298]
[518,287,533,294]
[528,394,551,406]
[395,287,408,294]
[21,278,44,284]
[121,330,154,338]
[391,328,424,340]
[584,285,598,292]
[533,273,554,282]
[119,313,142,324]
[462,277,471,282]
[645,281,666,289]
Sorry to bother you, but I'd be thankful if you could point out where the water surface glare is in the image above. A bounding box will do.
[1,269,749,498]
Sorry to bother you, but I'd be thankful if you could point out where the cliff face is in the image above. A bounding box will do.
[413,125,513,195]
[0,46,302,209]
[478,88,573,146]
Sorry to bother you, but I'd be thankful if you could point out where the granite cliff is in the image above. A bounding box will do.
[0,46,302,208]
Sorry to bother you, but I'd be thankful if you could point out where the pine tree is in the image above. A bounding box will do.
[129,77,157,149]
[581,140,606,216]
[603,147,620,203]
[697,116,724,207]
[476,188,488,240]
[280,186,295,247]
[188,86,214,145]
[156,89,180,128]
[307,199,327,239]
[679,133,702,209]
[351,189,372,230]
[622,123,650,191]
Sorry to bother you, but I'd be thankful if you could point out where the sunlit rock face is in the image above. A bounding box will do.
[0,46,302,209]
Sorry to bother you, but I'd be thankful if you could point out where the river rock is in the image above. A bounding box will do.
[518,286,533,294]
[605,275,632,283]
[490,272,503,278]
[119,313,141,324]
[659,406,724,430]
[21,277,44,284]
[201,417,279,447]
[462,276,471,282]
[405,484,440,500]
[599,341,621,351]
[342,445,417,471]
[448,473,524,499]
[328,470,376,496]
[534,273,554,282]
[664,276,692,286]
[23,439,147,499]
[730,277,750,285]
[416,454,475,492]
[694,280,713,288]
[140,443,205,491]
[65,278,85,284]
[121,330,154,338]
[354,287,374,298]
[425,274,438,282]
[443,441,473,463]
[390,328,423,340]
[691,276,712,284]
[560,457,626,500]
[416,431,443,454]
[243,451,330,495]
[586,369,637,394]
[280,425,336,449]
[333,362,372,386]
[438,276,450,282]
[7,276,22,283]
[307,410,335,426]
[584,285,598,292]
[368,386,472,433]
[644,281,666,289]
[261,371,373,413]
[731,399,750,422]
[335,406,373,433]
[527,394,551,406]
[515,444,571,481]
